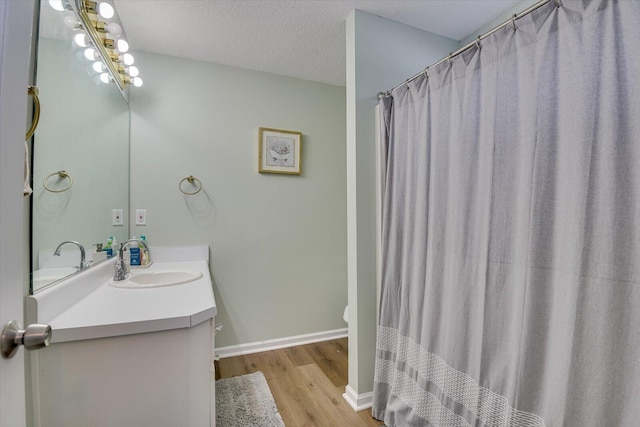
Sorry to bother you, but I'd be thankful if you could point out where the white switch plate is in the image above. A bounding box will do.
[112,209,123,226]
[136,209,147,226]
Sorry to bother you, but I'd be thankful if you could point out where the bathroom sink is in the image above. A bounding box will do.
[109,270,203,288]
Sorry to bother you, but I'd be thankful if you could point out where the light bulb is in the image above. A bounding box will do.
[105,22,122,37]
[63,15,81,30]
[116,39,129,53]
[92,62,106,73]
[73,33,89,47]
[98,2,114,19]
[132,77,143,87]
[99,73,111,84]
[121,53,134,66]
[126,66,139,77]
[84,48,98,61]
[48,0,65,11]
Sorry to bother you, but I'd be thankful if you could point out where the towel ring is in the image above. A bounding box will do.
[179,175,202,195]
[26,86,40,140]
[43,170,72,193]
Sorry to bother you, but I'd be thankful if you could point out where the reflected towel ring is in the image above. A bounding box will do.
[43,170,72,193]
[179,175,202,195]
[26,86,40,140]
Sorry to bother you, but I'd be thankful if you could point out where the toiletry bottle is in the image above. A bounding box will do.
[139,235,148,266]
[129,235,141,266]
[104,236,113,258]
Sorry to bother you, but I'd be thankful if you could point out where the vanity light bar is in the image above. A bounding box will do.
[75,0,141,88]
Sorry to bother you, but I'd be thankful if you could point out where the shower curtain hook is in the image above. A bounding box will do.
[423,66,429,79]
[405,79,410,89]
[555,0,561,8]
[511,14,517,31]
[447,53,453,65]
[475,36,482,50]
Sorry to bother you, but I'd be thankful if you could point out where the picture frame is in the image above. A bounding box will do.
[258,127,302,175]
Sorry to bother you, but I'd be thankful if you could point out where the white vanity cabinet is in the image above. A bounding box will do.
[33,320,215,427]
[27,246,217,427]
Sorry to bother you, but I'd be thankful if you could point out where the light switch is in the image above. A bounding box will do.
[112,209,123,226]
[136,209,147,226]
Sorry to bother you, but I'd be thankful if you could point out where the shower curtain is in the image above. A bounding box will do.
[373,1,640,426]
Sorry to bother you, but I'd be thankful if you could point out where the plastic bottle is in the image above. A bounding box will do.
[140,235,148,266]
[129,235,141,266]
[104,236,113,258]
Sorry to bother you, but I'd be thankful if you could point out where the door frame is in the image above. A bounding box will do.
[0,0,37,425]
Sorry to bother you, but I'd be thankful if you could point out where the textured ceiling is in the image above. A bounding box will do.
[113,0,523,86]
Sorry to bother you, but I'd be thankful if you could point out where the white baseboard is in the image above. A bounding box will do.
[216,328,348,359]
[342,384,373,411]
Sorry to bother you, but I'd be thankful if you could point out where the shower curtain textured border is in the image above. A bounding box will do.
[378,0,553,99]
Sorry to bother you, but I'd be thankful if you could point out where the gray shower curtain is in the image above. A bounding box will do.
[373,1,640,426]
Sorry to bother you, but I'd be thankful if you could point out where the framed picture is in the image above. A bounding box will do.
[258,127,302,175]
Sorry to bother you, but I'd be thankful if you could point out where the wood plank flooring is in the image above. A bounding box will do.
[217,338,384,427]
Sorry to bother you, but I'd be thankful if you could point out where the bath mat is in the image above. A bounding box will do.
[216,371,285,427]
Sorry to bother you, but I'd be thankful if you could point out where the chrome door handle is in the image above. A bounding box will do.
[1,320,51,359]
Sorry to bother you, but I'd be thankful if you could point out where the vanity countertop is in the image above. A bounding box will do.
[26,246,216,343]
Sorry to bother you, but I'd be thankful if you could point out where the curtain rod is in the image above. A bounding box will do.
[378,0,555,99]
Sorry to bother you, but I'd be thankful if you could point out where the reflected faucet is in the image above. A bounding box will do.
[54,240,89,271]
[113,238,150,282]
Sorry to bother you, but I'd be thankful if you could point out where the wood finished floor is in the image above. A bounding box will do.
[217,338,384,427]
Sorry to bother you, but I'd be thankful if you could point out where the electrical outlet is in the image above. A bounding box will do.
[112,209,124,226]
[136,209,147,226]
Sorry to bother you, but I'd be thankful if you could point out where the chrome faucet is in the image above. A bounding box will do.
[54,240,89,271]
[113,238,150,281]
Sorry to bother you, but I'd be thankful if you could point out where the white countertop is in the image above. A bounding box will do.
[26,246,217,343]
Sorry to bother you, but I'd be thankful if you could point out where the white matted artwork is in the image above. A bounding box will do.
[258,127,302,175]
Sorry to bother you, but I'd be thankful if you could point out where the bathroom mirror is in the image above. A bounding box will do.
[31,0,130,293]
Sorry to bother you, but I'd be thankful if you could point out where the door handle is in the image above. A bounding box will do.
[1,320,51,359]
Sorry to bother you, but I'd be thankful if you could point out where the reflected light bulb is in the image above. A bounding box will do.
[106,22,122,37]
[63,15,81,30]
[84,48,98,60]
[98,2,114,19]
[73,33,89,47]
[127,66,139,77]
[92,62,106,73]
[132,77,143,87]
[116,39,129,53]
[121,53,134,66]
[48,0,65,11]
[99,73,111,84]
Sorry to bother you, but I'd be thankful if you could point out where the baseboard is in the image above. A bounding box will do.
[342,384,373,411]
[216,328,348,359]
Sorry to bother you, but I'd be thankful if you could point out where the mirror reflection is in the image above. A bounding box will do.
[31,0,130,293]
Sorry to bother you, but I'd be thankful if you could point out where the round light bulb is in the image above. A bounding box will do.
[99,73,111,84]
[105,22,122,37]
[84,48,98,61]
[48,0,65,11]
[121,53,134,66]
[73,33,89,47]
[116,39,129,53]
[132,77,143,87]
[127,66,139,77]
[98,2,114,19]
[63,15,81,30]
[92,62,106,73]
